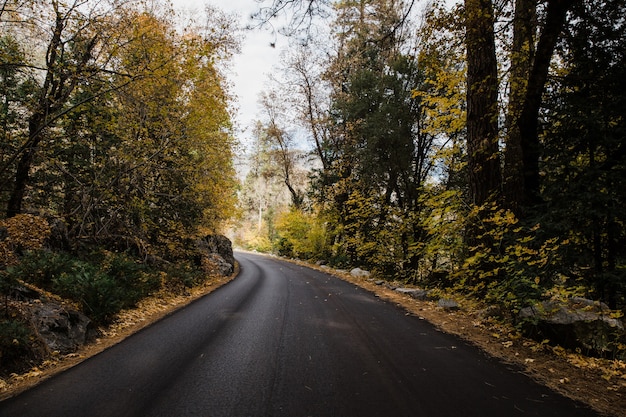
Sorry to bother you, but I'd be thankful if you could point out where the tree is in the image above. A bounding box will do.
[463,0,500,207]
[281,42,333,173]
[1,1,239,259]
[305,0,442,273]
[513,0,577,210]
[258,90,306,209]
[252,0,333,37]
[62,6,238,254]
[0,34,35,207]
[542,0,626,307]
[235,121,291,251]
[2,0,123,217]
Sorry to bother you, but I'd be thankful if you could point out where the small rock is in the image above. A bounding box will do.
[438,298,460,310]
[350,268,371,278]
[395,288,430,301]
[374,280,384,286]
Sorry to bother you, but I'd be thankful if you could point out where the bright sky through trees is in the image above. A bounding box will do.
[174,0,285,150]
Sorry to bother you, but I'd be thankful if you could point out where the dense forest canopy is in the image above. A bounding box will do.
[0,0,238,254]
[236,0,626,316]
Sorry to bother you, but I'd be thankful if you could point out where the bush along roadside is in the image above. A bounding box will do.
[0,215,236,379]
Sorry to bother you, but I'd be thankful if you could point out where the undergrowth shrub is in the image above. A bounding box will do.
[5,249,162,324]
[52,262,124,323]
[94,251,161,306]
[0,319,32,369]
[456,202,567,319]
[164,260,204,290]
[275,209,329,260]
[7,250,74,287]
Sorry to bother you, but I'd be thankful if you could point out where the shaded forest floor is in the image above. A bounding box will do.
[2,256,625,417]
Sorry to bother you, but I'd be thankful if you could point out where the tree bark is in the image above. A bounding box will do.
[464,0,501,206]
[504,0,536,214]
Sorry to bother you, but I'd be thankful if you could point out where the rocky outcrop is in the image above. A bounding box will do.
[29,301,91,354]
[203,253,234,276]
[519,298,625,358]
[195,234,235,276]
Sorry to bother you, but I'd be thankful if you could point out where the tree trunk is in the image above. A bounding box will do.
[464,0,501,206]
[6,114,44,217]
[504,0,536,214]
[517,0,575,209]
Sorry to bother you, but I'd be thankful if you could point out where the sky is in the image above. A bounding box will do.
[173,0,286,151]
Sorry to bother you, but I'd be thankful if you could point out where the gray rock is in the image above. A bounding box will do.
[438,298,460,310]
[395,288,430,300]
[30,302,91,354]
[195,234,235,275]
[198,234,234,267]
[204,253,234,276]
[350,267,371,278]
[519,298,625,357]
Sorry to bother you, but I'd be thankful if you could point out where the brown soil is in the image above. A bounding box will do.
[2,259,625,417]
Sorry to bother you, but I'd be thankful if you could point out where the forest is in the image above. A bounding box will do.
[0,0,239,369]
[1,0,626,375]
[237,0,626,334]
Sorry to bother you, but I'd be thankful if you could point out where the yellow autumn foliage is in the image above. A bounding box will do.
[0,215,51,267]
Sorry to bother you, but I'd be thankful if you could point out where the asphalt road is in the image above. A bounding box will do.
[0,251,598,417]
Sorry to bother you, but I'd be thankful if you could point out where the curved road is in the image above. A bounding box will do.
[0,251,597,417]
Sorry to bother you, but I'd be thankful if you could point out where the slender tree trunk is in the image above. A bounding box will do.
[464,0,501,206]
[517,0,575,208]
[504,0,536,214]
[6,114,44,217]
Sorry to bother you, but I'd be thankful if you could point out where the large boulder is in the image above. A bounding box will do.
[519,297,625,358]
[30,301,91,354]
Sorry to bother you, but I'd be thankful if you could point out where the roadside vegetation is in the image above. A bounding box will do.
[0,0,238,377]
[234,0,626,361]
